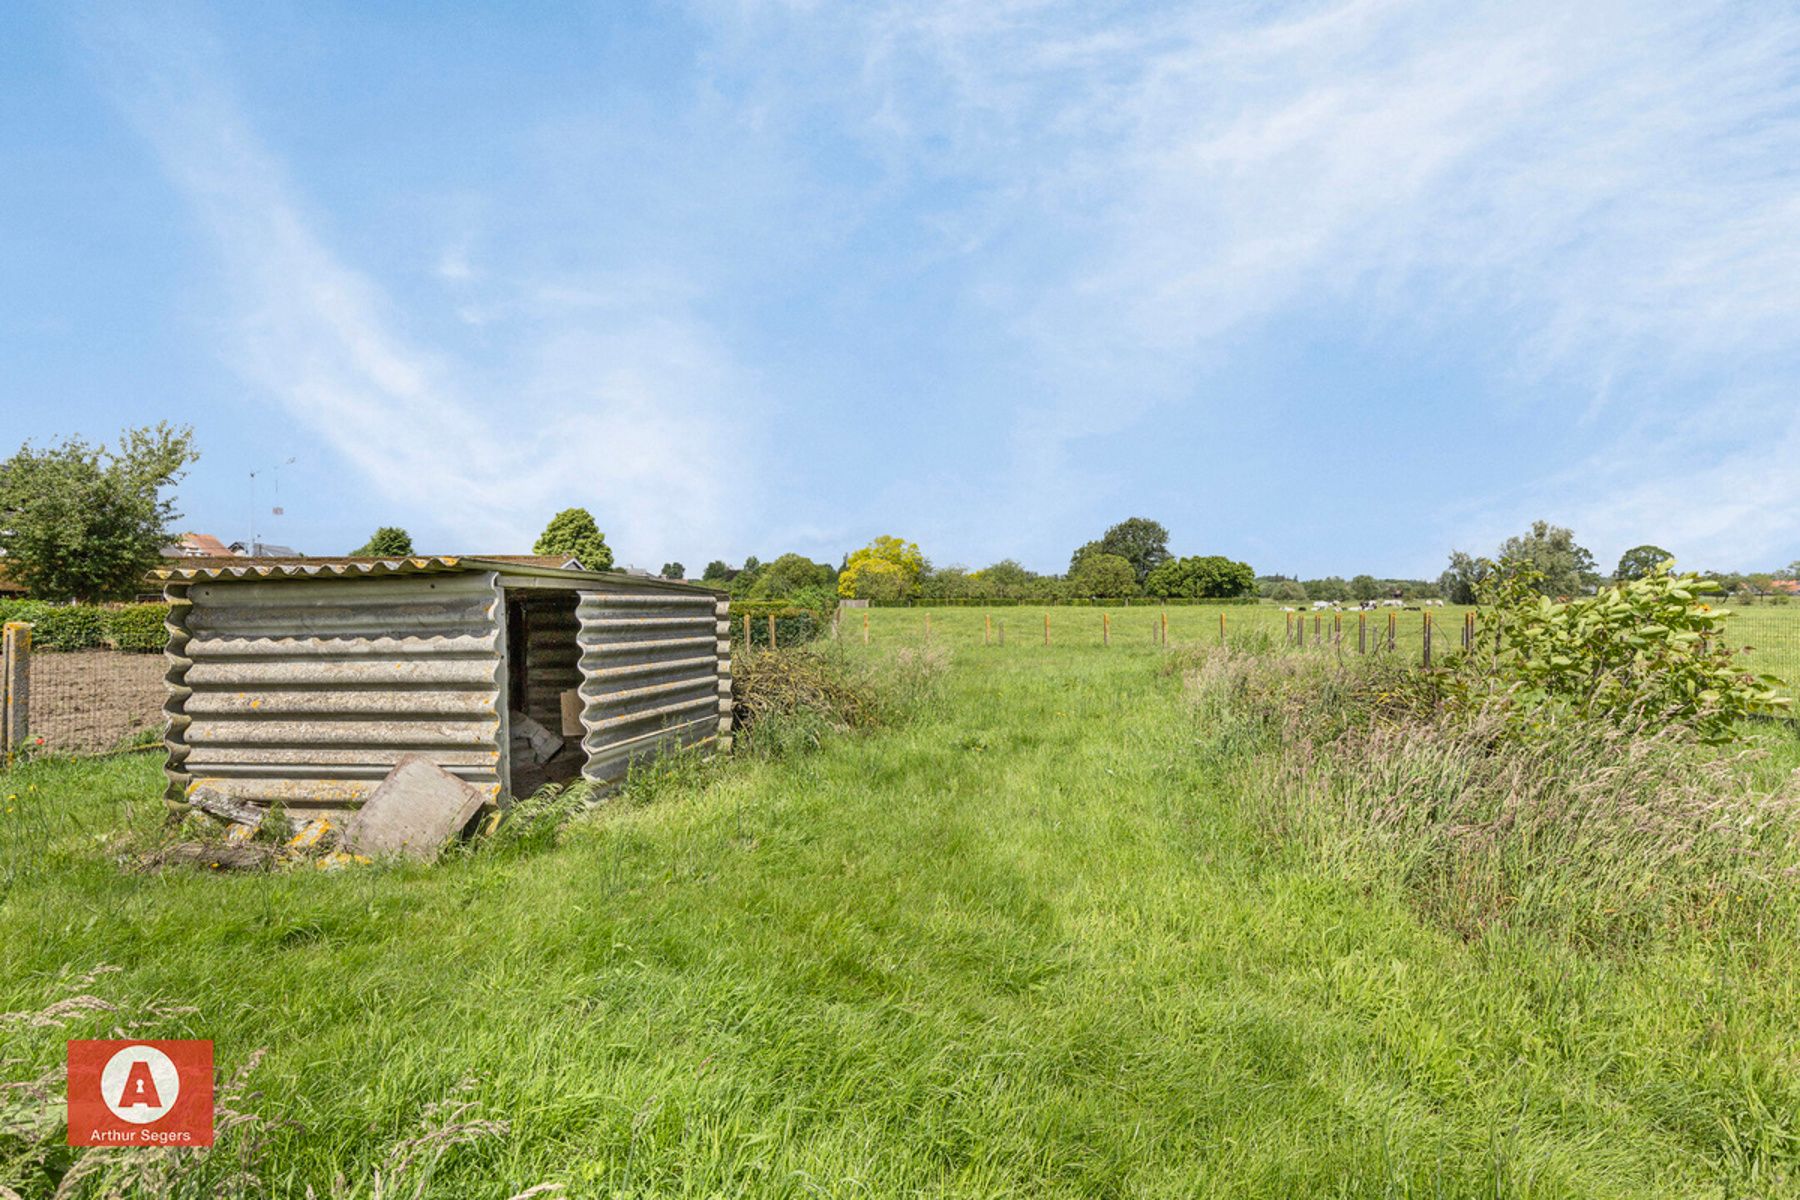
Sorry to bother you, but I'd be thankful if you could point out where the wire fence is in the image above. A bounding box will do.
[2,623,166,764]
[837,603,1800,702]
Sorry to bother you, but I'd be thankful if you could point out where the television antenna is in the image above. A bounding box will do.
[248,457,296,556]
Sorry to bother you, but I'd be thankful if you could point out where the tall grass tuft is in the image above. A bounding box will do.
[731,642,948,757]
[1183,646,1800,946]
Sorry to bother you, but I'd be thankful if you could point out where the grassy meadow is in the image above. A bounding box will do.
[3,605,1800,1196]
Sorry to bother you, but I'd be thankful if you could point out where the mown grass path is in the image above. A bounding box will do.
[3,623,1795,1196]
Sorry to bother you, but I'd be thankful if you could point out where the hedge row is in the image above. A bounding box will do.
[0,600,169,653]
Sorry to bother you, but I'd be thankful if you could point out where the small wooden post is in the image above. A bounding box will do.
[768,613,777,649]
[984,612,992,646]
[1160,610,1168,648]
[1044,612,1051,646]
[1313,613,1321,647]
[862,609,870,645]
[743,612,752,648]
[1333,612,1341,647]
[1387,611,1396,653]
[1102,611,1111,647]
[1423,611,1433,668]
[1219,611,1226,645]
[2,622,29,764]
[1358,611,1367,655]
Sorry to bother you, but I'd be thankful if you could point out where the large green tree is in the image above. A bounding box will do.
[837,536,924,599]
[1068,552,1138,597]
[0,423,198,601]
[533,508,614,570]
[751,553,834,598]
[354,526,414,556]
[1144,555,1255,599]
[1071,517,1170,586]
[1350,574,1380,602]
[1497,520,1599,597]
[1613,544,1673,582]
[1439,551,1489,605]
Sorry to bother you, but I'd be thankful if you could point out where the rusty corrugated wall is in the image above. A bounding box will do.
[576,589,731,787]
[163,571,507,818]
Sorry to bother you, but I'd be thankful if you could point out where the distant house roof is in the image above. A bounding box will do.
[1769,579,1800,594]
[162,532,233,558]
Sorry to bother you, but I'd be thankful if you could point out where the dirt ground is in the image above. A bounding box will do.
[27,649,167,756]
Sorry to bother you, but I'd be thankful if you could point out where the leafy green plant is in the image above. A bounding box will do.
[1465,559,1790,742]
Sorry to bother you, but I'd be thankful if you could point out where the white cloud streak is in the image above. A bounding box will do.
[90,13,749,560]
[704,0,1800,567]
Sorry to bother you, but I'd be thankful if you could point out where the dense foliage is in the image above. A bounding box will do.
[1067,551,1138,597]
[1456,560,1790,742]
[1069,517,1170,585]
[532,507,614,571]
[353,526,414,556]
[1613,544,1673,581]
[0,423,197,601]
[1143,554,1255,599]
[837,536,924,599]
[0,600,169,652]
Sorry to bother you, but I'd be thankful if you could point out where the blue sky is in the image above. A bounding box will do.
[4,1,1798,579]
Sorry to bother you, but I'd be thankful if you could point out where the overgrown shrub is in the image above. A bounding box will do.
[1452,560,1789,742]
[731,643,948,756]
[1182,646,1800,947]
[731,598,834,647]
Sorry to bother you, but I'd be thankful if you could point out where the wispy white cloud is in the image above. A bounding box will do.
[701,0,1800,567]
[88,12,752,560]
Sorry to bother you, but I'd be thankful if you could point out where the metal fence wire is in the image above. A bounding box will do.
[2,626,166,761]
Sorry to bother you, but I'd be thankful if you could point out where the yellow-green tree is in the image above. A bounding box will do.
[837,535,924,599]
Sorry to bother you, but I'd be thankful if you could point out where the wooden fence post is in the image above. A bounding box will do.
[1102,612,1110,647]
[1044,612,1051,646]
[1313,613,1321,647]
[1160,610,1168,648]
[1387,611,1396,653]
[1423,611,1433,669]
[2,622,29,764]
[1219,611,1226,645]
[768,613,777,649]
[1332,612,1341,649]
[1358,611,1367,655]
[862,610,869,645]
[743,613,751,648]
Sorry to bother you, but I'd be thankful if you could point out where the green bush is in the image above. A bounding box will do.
[1459,560,1790,743]
[27,605,106,650]
[102,603,171,653]
[0,599,170,651]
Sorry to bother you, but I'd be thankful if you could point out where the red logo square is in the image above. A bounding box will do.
[67,1040,214,1147]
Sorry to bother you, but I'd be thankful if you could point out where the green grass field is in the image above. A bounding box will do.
[4,609,1800,1196]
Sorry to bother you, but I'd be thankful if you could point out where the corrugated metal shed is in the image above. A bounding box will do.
[577,590,732,786]
[157,557,730,822]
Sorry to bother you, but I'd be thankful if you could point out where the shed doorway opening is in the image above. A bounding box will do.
[505,590,583,796]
